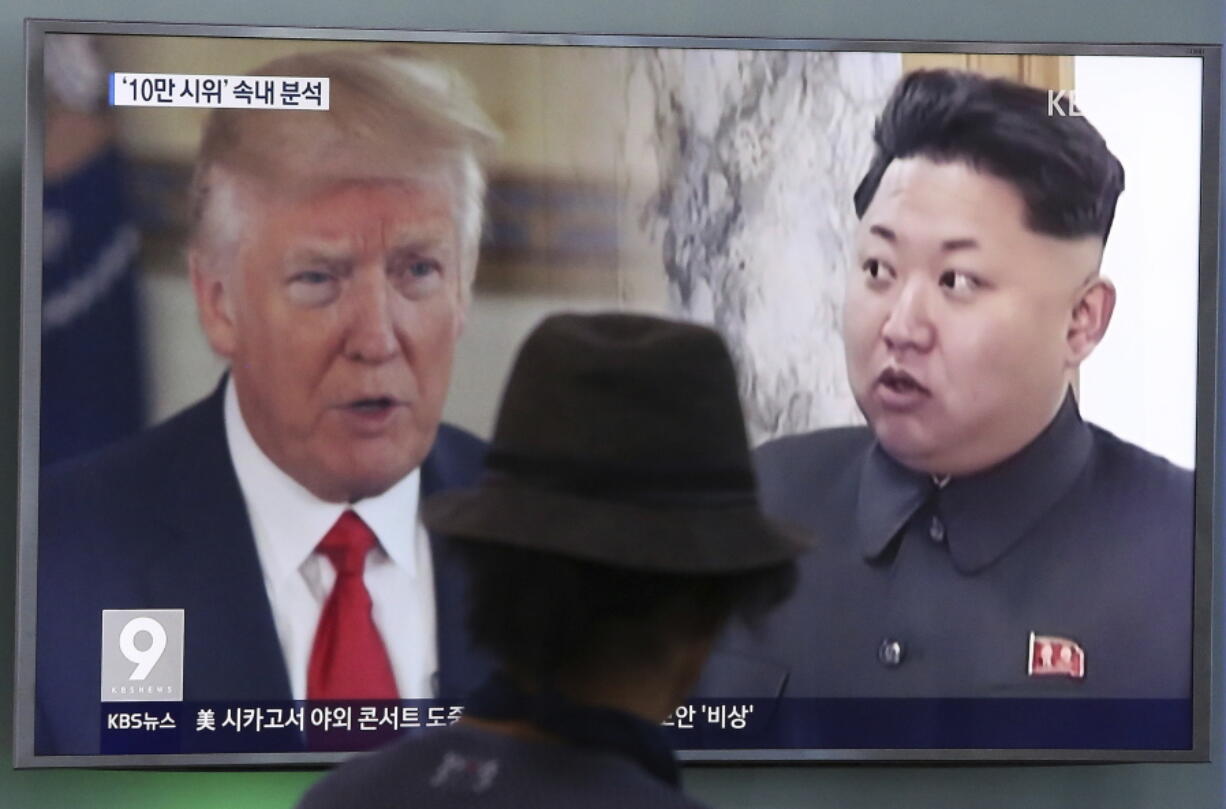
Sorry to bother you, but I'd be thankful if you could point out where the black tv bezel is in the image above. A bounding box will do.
[14,17,1220,768]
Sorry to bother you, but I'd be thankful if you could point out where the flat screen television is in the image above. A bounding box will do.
[15,18,1219,766]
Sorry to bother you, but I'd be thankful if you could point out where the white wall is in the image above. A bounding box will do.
[1073,56,1203,469]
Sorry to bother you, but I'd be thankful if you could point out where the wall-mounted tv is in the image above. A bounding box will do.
[15,18,1219,766]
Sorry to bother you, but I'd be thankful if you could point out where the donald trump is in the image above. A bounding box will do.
[36,47,500,755]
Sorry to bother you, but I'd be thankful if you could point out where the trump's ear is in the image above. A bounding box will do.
[189,250,238,360]
[453,283,471,340]
[456,297,469,340]
[1067,276,1116,367]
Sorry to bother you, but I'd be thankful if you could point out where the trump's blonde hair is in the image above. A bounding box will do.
[188,47,499,300]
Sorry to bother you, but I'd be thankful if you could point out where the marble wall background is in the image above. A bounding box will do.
[634,50,901,443]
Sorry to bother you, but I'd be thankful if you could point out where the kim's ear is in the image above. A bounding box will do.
[1067,276,1116,367]
[189,249,239,360]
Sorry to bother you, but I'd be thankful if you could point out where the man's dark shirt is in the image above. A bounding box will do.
[296,723,710,809]
[734,393,1193,698]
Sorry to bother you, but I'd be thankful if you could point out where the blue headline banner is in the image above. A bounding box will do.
[99,698,1192,755]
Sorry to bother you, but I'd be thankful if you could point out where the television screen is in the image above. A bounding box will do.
[15,19,1218,766]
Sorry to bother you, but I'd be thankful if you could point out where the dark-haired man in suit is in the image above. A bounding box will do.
[731,70,1192,699]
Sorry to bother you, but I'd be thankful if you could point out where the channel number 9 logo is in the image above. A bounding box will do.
[100,609,184,702]
[119,616,167,680]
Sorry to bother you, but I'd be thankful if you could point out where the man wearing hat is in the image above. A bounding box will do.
[296,312,807,809]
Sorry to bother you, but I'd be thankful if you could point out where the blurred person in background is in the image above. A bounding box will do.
[41,33,147,465]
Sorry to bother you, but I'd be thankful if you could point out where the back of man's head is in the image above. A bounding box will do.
[457,542,796,691]
[423,312,809,703]
[854,69,1124,243]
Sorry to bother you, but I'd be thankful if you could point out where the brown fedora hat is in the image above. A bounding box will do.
[422,312,813,573]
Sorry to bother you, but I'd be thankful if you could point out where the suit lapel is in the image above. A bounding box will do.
[144,384,293,702]
[421,427,494,699]
[138,401,490,704]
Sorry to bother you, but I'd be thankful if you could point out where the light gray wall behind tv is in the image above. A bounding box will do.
[2,1,1222,808]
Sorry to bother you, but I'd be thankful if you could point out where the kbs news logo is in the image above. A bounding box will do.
[100,609,185,702]
[1046,90,1085,117]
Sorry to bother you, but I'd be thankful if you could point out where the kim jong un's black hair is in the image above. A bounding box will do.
[452,539,797,685]
[853,69,1125,242]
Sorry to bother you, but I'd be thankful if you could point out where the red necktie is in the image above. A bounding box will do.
[307,511,399,700]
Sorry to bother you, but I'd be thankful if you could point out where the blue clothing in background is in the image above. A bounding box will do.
[41,145,146,466]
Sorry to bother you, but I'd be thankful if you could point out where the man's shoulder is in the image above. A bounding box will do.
[432,422,487,462]
[1084,422,1193,506]
[1087,422,1192,477]
[749,425,870,524]
[297,726,708,809]
[41,393,222,506]
[424,422,488,492]
[754,424,872,476]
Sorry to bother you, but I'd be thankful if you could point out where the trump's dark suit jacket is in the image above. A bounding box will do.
[35,383,491,755]
[704,394,1194,699]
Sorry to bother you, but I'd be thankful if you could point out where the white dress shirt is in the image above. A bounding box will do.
[223,380,438,700]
